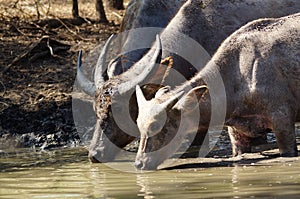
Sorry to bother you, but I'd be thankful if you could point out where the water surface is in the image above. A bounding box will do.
[1,147,300,199]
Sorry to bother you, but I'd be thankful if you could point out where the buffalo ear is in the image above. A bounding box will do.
[155,86,171,98]
[175,85,208,112]
[141,84,162,100]
[136,85,147,109]
[188,85,208,98]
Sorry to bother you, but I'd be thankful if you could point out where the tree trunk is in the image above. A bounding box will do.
[96,0,108,23]
[107,0,124,10]
[72,0,79,18]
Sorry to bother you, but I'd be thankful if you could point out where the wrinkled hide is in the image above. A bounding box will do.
[135,13,300,170]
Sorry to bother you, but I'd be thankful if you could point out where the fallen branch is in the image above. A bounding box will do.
[28,21,52,35]
[29,46,70,62]
[55,17,77,36]
[47,38,54,56]
[55,17,91,41]
[3,36,47,73]
[3,36,71,73]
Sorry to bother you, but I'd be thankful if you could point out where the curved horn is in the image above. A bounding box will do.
[117,35,162,94]
[76,50,96,96]
[94,34,117,89]
[161,91,184,110]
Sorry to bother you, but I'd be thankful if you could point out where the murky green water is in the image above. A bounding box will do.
[1,147,300,199]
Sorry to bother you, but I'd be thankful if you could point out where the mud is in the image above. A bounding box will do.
[0,0,121,150]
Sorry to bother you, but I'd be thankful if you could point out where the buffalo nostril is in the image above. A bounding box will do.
[89,154,100,163]
[135,160,143,169]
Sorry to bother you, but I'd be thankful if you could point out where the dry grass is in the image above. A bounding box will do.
[0,0,126,21]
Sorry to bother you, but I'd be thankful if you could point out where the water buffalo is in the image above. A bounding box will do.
[78,0,300,163]
[106,0,187,77]
[77,0,187,95]
[135,13,300,170]
[77,0,186,162]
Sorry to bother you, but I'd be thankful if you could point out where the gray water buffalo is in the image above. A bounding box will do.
[79,0,300,163]
[105,0,187,77]
[77,0,186,95]
[135,13,300,170]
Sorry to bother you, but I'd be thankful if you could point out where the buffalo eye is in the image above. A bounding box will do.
[149,122,162,134]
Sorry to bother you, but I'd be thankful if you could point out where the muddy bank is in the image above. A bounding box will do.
[163,151,300,170]
[0,0,121,149]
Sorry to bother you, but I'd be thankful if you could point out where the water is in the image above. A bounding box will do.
[1,147,300,199]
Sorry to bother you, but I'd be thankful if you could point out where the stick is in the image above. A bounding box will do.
[55,17,89,41]
[112,12,122,19]
[0,80,6,96]
[2,36,49,73]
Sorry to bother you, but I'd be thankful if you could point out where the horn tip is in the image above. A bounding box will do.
[156,34,161,45]
[77,50,83,69]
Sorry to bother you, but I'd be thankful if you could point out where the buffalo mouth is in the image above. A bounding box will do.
[88,149,115,163]
[135,157,158,170]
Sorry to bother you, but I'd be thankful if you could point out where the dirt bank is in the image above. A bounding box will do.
[0,0,122,149]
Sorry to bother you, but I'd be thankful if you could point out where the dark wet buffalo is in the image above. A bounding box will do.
[77,0,186,162]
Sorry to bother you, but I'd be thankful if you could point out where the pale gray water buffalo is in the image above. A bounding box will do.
[135,13,300,170]
[79,0,300,163]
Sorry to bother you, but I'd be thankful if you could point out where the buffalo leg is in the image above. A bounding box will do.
[271,108,298,157]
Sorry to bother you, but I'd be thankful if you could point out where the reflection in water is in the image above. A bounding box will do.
[1,147,300,198]
[88,166,108,198]
[231,165,239,198]
[136,174,155,199]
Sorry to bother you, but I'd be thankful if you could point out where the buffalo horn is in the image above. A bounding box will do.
[117,35,162,94]
[76,50,97,96]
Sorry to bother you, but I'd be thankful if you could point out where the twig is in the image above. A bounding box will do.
[34,0,41,20]
[29,46,69,62]
[46,38,54,56]
[3,36,49,73]
[0,80,6,96]
[82,17,92,24]
[55,17,77,35]
[11,23,28,38]
[112,12,122,19]
[54,17,87,41]
[46,0,51,16]
[29,21,51,35]
[0,101,9,112]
